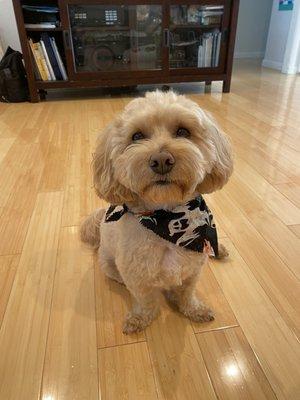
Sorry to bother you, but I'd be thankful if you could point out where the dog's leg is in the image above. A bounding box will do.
[165,275,214,323]
[123,289,159,334]
[99,250,124,284]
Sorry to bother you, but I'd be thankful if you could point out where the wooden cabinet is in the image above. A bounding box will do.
[13,0,239,102]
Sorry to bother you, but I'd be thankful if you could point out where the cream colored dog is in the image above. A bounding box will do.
[81,90,233,334]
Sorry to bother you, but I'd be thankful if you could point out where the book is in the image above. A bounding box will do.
[215,32,221,67]
[28,39,42,80]
[50,37,68,80]
[25,23,57,29]
[41,33,62,80]
[197,44,204,68]
[29,39,47,80]
[204,34,213,68]
[40,39,56,80]
[37,42,51,80]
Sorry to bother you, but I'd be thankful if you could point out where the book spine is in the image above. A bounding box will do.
[50,37,67,80]
[40,39,56,80]
[32,41,47,80]
[37,42,51,80]
[28,39,42,80]
[212,34,217,67]
[203,38,207,68]
[215,32,221,67]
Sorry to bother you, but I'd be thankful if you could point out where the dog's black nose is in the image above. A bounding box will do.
[149,152,175,175]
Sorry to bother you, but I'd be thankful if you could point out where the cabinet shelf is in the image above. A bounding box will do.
[71,26,130,31]
[26,27,63,32]
[171,24,220,30]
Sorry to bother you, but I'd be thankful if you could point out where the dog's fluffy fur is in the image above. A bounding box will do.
[81,91,233,334]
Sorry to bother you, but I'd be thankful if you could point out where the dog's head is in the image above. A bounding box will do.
[93,91,233,206]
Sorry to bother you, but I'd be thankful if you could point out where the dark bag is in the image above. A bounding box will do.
[0,47,29,102]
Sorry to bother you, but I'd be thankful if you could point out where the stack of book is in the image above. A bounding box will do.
[23,5,60,29]
[28,34,67,81]
[197,30,221,68]
[199,6,224,26]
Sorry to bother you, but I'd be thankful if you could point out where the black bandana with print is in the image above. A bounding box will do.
[104,196,219,257]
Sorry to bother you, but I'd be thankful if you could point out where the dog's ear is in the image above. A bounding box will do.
[196,113,233,194]
[93,118,134,204]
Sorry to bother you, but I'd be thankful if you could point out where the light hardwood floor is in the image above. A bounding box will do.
[0,60,299,399]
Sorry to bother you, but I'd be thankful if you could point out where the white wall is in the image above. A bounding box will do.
[263,0,293,70]
[0,0,21,51]
[234,0,273,58]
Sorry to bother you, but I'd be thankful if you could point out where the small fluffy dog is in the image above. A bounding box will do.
[81,91,233,334]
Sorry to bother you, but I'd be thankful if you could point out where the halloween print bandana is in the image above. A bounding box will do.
[105,196,219,257]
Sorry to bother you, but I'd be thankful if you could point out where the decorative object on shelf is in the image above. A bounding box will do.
[279,0,293,11]
[136,5,150,22]
[187,6,200,23]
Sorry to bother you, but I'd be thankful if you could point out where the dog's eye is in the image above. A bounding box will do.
[132,131,145,141]
[176,128,190,138]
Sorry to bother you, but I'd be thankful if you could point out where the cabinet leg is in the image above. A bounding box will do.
[205,81,212,93]
[27,80,39,102]
[223,79,231,93]
[38,89,47,101]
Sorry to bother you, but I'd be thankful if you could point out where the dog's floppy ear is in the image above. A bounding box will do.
[196,113,233,194]
[93,118,134,204]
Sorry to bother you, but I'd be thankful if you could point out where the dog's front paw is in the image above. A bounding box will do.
[183,304,215,323]
[216,243,229,259]
[123,313,148,334]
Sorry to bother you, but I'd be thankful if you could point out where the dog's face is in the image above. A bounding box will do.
[93,91,233,206]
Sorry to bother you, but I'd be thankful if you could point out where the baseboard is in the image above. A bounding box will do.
[234,51,264,59]
[262,59,282,71]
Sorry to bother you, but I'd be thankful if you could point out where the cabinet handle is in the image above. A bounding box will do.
[63,30,71,49]
[164,29,170,47]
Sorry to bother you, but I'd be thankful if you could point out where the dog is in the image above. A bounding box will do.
[81,90,233,334]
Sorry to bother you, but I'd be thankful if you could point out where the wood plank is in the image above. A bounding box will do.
[40,227,99,400]
[0,255,19,327]
[275,182,300,209]
[192,264,238,333]
[61,118,103,227]
[288,224,300,239]
[0,144,43,255]
[223,172,300,279]
[232,158,300,225]
[98,342,158,400]
[146,303,217,400]
[210,238,300,400]
[206,191,300,338]
[196,327,276,400]
[95,258,146,348]
[39,122,73,191]
[0,192,63,400]
[0,142,42,208]
[0,138,15,164]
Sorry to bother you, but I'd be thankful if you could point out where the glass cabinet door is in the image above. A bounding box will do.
[68,4,162,73]
[169,4,224,69]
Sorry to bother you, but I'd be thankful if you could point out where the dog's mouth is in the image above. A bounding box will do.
[154,180,171,186]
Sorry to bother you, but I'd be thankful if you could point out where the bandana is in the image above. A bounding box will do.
[105,196,219,257]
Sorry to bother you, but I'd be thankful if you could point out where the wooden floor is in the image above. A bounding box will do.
[0,59,299,400]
